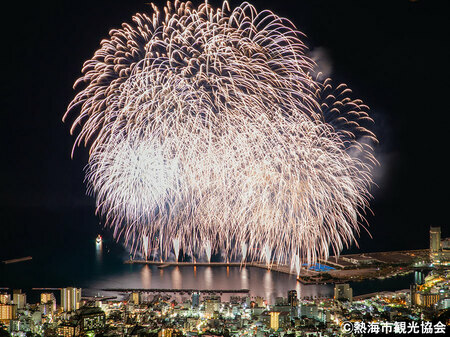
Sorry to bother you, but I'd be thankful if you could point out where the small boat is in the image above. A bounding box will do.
[96,235,102,244]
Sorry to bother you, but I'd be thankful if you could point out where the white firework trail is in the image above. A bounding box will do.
[241,243,248,263]
[142,234,149,260]
[172,238,180,262]
[263,244,272,268]
[204,241,212,263]
[64,0,377,268]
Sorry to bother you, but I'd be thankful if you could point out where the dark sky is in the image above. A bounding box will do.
[1,0,448,256]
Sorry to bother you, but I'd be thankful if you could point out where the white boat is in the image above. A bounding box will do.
[96,235,102,244]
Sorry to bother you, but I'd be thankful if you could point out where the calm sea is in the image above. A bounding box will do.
[0,207,414,304]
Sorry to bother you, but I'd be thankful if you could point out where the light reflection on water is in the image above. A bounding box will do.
[263,269,273,301]
[204,266,213,289]
[95,242,102,264]
[241,267,248,289]
[171,267,182,289]
[88,264,333,304]
[1,218,415,304]
[141,265,151,288]
[90,241,414,304]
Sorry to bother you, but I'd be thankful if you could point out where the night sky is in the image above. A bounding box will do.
[1,0,448,259]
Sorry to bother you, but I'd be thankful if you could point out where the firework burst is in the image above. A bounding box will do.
[64,0,377,268]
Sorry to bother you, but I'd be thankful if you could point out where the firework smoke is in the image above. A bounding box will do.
[64,1,377,267]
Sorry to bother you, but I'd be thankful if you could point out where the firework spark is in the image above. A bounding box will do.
[64,0,377,268]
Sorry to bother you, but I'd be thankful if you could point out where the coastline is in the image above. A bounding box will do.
[124,248,429,285]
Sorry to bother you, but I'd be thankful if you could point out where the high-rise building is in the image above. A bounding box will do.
[204,295,220,318]
[61,288,81,312]
[442,238,450,250]
[334,284,353,302]
[440,237,450,265]
[41,293,56,304]
[191,292,200,308]
[0,293,10,305]
[430,227,441,253]
[76,306,106,333]
[57,322,79,337]
[299,303,319,319]
[0,304,17,323]
[12,290,26,309]
[254,296,264,308]
[131,292,140,305]
[41,293,57,312]
[410,284,440,308]
[287,290,299,319]
[269,312,280,330]
[430,227,444,264]
[287,290,298,307]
